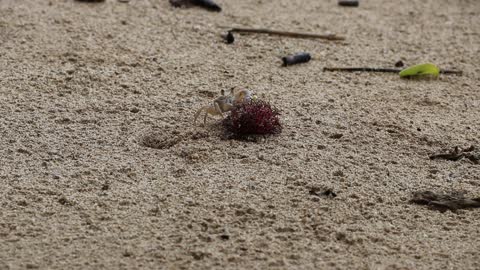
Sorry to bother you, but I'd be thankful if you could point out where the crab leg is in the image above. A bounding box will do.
[194,106,208,124]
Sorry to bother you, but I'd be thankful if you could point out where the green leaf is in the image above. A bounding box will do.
[399,63,440,78]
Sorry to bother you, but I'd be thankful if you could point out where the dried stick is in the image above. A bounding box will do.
[323,67,463,75]
[323,67,399,73]
[228,27,345,41]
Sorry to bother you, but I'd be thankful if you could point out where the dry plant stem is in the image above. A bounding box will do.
[411,191,480,211]
[228,27,345,41]
[430,146,479,164]
[323,67,463,75]
[324,67,399,73]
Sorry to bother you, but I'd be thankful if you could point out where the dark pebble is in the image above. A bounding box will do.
[192,0,221,11]
[225,31,234,44]
[282,52,311,66]
[329,133,343,139]
[219,234,230,240]
[338,0,359,7]
[75,0,105,2]
[395,60,404,67]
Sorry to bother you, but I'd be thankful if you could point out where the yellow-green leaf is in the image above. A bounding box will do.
[399,63,440,78]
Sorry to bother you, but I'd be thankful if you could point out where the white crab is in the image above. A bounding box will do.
[194,88,254,125]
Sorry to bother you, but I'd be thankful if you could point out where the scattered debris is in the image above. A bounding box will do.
[323,66,462,75]
[219,234,230,240]
[309,186,337,198]
[324,67,401,73]
[58,196,74,206]
[410,190,480,211]
[170,0,221,12]
[75,0,105,2]
[338,0,359,7]
[129,107,140,113]
[17,148,32,155]
[223,100,282,140]
[190,251,210,260]
[329,133,343,139]
[394,60,404,67]
[101,182,110,191]
[429,145,479,164]
[282,52,311,66]
[227,27,345,41]
[399,63,440,78]
[221,31,234,44]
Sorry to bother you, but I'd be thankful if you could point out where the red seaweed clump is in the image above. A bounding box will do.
[223,100,282,138]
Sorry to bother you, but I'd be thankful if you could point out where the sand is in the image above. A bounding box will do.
[1,0,479,269]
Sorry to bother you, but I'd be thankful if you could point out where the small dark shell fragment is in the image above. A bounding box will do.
[395,60,404,67]
[224,31,234,44]
[338,0,359,7]
[282,52,311,66]
[170,0,221,11]
[192,0,221,11]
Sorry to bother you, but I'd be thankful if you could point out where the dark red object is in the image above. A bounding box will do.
[223,100,282,137]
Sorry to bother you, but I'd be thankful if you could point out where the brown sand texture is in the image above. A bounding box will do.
[1,0,479,269]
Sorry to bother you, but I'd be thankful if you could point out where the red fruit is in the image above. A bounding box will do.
[223,100,282,137]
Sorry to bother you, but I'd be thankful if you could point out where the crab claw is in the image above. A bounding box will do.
[236,89,254,103]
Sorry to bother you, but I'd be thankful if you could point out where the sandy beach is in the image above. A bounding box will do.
[0,0,479,269]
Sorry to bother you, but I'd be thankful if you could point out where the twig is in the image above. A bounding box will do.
[228,27,345,41]
[439,70,464,75]
[410,190,480,211]
[323,67,399,73]
[430,146,478,164]
[323,67,463,75]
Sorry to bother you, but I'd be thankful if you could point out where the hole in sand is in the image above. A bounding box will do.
[140,132,182,149]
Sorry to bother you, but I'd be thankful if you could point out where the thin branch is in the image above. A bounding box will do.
[323,67,399,73]
[323,67,463,75]
[228,27,345,41]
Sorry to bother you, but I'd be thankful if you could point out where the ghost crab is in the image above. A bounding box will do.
[194,88,254,125]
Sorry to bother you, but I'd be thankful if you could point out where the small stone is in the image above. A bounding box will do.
[101,182,110,191]
[219,234,230,240]
[224,31,234,44]
[329,133,343,139]
[333,170,344,177]
[17,148,31,155]
[58,196,70,205]
[335,231,347,241]
[282,52,311,66]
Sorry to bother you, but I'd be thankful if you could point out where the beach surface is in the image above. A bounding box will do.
[0,0,479,269]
